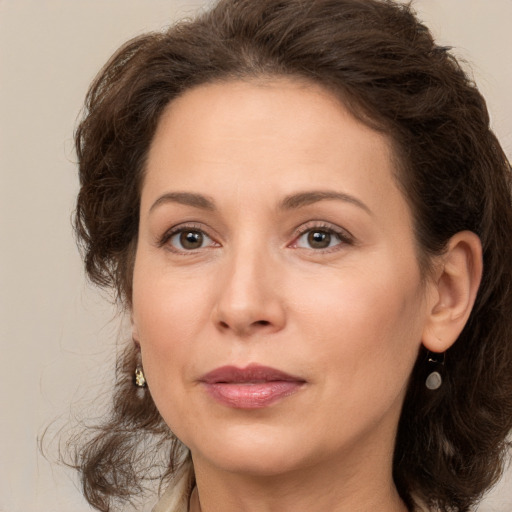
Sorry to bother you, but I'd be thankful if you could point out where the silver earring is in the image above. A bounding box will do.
[425,352,445,390]
[134,365,147,388]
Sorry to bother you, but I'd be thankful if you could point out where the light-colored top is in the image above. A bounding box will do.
[153,462,193,512]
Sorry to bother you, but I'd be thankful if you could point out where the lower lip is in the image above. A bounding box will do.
[203,381,304,409]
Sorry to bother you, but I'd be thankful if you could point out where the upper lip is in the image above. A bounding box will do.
[200,363,305,384]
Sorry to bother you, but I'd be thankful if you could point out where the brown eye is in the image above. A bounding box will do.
[180,231,203,249]
[168,229,213,251]
[294,227,347,250]
[307,230,332,249]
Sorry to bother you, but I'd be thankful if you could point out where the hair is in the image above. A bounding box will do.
[72,0,512,510]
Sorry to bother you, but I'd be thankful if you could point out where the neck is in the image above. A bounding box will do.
[189,443,408,512]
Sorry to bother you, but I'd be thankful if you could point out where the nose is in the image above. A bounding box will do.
[212,245,286,337]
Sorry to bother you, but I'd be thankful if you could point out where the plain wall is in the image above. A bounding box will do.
[0,1,510,511]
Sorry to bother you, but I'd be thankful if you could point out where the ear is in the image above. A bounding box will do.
[422,231,483,353]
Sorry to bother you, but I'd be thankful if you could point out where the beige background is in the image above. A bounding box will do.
[0,1,511,511]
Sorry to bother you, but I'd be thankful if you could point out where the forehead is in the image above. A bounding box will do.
[146,78,395,184]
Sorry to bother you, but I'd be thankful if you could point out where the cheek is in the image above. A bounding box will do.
[131,256,218,424]
[132,246,212,342]
[133,269,266,451]
[296,262,425,402]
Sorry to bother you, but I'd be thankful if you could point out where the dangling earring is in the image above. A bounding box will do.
[425,351,445,390]
[134,365,147,388]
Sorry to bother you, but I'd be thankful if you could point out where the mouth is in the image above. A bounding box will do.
[199,363,306,409]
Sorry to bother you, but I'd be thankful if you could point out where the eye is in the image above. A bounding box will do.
[296,229,340,249]
[165,228,217,251]
[290,223,353,251]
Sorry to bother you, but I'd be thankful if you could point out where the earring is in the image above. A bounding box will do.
[134,365,147,388]
[425,352,445,390]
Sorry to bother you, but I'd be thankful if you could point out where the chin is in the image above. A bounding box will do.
[197,449,306,478]
[187,422,337,479]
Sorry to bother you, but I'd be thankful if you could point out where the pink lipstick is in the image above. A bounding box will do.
[200,364,305,409]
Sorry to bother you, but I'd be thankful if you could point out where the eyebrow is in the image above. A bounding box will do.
[149,189,372,215]
[279,190,372,215]
[149,192,216,213]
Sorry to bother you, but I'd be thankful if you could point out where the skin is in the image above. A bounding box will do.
[131,78,481,512]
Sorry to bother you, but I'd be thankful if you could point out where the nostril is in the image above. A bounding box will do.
[216,318,276,333]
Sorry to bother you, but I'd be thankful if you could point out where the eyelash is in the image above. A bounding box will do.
[158,221,354,254]
[158,223,218,252]
[289,221,354,252]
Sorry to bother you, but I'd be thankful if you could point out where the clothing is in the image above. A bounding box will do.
[153,462,193,512]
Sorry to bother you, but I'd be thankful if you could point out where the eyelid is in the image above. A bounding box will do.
[157,222,220,252]
[288,221,355,250]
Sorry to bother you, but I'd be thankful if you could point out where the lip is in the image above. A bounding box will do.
[199,364,306,409]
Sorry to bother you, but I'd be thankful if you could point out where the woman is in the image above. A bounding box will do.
[71,0,512,511]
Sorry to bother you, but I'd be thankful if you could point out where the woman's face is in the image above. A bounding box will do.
[132,79,433,477]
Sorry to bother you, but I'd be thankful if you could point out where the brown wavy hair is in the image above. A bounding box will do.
[72,0,512,510]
